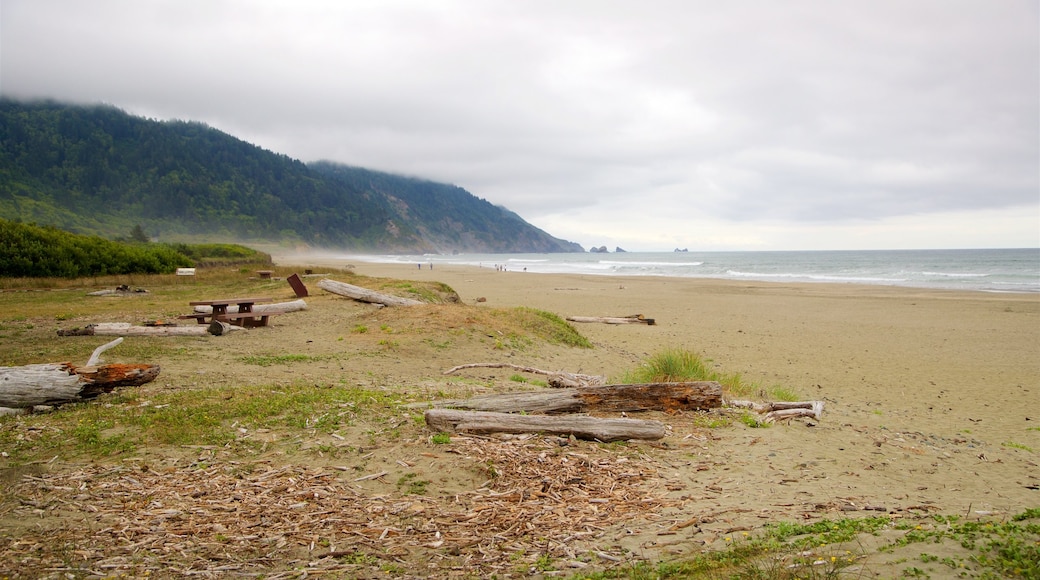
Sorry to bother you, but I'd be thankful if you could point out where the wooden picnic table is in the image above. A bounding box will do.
[185,297,274,327]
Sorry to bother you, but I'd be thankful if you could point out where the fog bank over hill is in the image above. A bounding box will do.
[0,99,583,254]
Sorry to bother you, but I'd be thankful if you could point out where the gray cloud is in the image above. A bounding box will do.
[2,0,1037,250]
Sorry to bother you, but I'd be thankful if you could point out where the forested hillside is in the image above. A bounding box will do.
[0,99,582,253]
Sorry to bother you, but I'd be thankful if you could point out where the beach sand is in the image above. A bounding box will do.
[259,255,1039,567]
[348,259,1039,442]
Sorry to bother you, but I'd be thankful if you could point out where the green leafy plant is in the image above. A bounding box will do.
[397,473,430,495]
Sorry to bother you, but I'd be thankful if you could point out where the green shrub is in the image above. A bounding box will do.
[0,219,192,277]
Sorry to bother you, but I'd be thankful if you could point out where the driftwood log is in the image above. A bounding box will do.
[0,339,160,410]
[57,322,242,337]
[87,287,148,297]
[443,363,605,388]
[417,382,722,414]
[728,399,825,422]
[192,299,307,315]
[425,409,665,442]
[566,314,655,325]
[318,279,423,307]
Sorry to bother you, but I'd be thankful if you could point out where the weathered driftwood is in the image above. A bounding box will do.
[318,279,423,306]
[443,363,606,388]
[0,363,159,408]
[86,337,123,366]
[192,299,307,314]
[566,314,655,325]
[1,338,159,410]
[56,322,242,337]
[425,409,665,442]
[87,287,148,296]
[417,382,722,414]
[727,399,825,422]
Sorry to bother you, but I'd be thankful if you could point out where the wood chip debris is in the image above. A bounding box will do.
[1,436,681,577]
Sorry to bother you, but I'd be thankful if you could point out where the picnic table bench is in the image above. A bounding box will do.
[181,297,277,328]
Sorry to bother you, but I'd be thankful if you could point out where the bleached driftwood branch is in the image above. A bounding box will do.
[318,279,423,306]
[727,399,825,422]
[566,314,655,325]
[192,299,307,314]
[57,322,242,337]
[443,362,605,388]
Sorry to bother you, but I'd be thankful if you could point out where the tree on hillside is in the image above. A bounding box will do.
[129,224,149,243]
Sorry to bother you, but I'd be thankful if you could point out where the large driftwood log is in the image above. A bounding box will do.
[318,279,423,307]
[0,362,159,408]
[417,381,722,414]
[192,299,307,314]
[1,337,160,410]
[443,363,605,388]
[425,409,665,442]
[57,322,242,337]
[566,314,655,325]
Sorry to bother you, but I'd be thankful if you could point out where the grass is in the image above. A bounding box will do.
[1002,441,1035,452]
[616,348,797,401]
[239,353,334,366]
[396,472,431,495]
[0,381,406,461]
[501,306,593,348]
[573,509,1040,579]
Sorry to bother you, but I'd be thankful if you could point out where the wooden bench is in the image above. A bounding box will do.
[177,313,210,324]
[217,311,284,328]
[187,297,274,327]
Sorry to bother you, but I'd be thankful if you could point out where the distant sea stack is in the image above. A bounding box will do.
[589,246,609,253]
[674,248,689,252]
[615,247,626,253]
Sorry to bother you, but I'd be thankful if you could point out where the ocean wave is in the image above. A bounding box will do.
[726,270,907,283]
[600,260,704,267]
[917,271,990,278]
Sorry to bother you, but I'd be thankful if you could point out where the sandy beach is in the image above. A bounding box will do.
[345,258,1039,444]
[279,256,1040,551]
[3,255,1038,577]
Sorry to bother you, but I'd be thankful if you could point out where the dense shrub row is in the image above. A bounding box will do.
[166,242,271,266]
[0,219,193,278]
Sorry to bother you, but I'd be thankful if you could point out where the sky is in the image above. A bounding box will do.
[2,1,1038,251]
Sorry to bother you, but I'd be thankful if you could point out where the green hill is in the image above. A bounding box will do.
[0,99,583,253]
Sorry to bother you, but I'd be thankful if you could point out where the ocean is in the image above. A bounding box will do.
[342,248,1040,294]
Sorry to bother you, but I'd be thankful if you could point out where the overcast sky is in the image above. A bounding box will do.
[2,1,1038,251]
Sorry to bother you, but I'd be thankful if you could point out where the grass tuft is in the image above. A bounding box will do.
[618,348,799,402]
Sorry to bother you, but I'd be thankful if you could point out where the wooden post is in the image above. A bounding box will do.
[287,273,309,298]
